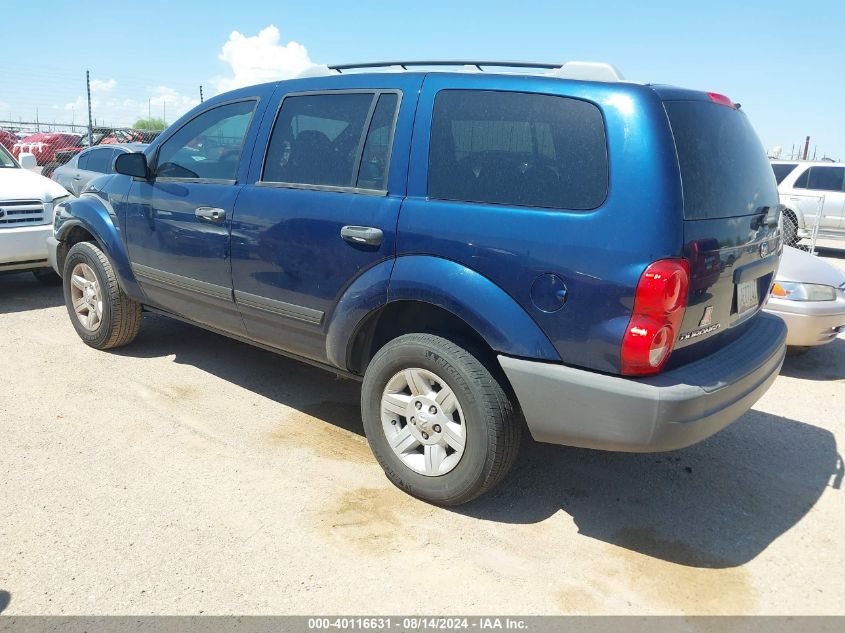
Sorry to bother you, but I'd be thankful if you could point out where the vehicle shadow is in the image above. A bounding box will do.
[458,411,840,569]
[116,313,840,571]
[780,337,845,381]
[112,313,366,436]
[0,590,10,614]
[0,272,64,314]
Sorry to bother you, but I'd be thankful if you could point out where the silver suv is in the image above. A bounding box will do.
[772,160,845,245]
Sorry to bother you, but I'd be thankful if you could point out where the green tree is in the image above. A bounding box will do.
[132,117,167,131]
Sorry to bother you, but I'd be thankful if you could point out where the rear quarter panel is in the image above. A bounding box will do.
[401,74,683,373]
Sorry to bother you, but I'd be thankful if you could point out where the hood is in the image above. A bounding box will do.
[0,167,71,200]
[775,246,845,288]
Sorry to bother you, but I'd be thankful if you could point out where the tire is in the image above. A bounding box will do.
[62,241,142,350]
[783,212,799,248]
[32,268,62,286]
[361,333,520,506]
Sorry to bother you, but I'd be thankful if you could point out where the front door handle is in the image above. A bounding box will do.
[195,206,226,223]
[341,225,383,246]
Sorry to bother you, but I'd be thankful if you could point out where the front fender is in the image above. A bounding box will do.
[388,256,559,361]
[54,192,143,300]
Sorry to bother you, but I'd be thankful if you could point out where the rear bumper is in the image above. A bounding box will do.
[764,297,845,347]
[0,224,52,271]
[499,312,787,452]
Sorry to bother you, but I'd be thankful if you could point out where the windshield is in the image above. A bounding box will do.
[665,100,779,219]
[0,144,18,168]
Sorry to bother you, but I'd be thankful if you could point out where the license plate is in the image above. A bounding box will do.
[737,280,759,314]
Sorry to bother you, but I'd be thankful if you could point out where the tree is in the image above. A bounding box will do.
[132,118,167,131]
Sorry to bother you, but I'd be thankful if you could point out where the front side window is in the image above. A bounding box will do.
[155,100,256,181]
[263,92,378,187]
[803,166,845,192]
[428,90,608,210]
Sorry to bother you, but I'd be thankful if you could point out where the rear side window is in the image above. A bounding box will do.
[428,90,608,210]
[771,163,797,184]
[356,93,399,190]
[665,100,778,219]
[263,92,382,188]
[84,147,115,173]
[797,166,845,192]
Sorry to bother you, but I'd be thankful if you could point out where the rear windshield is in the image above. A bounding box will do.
[771,163,798,184]
[665,100,778,220]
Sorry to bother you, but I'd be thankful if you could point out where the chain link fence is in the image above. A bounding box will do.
[0,121,162,178]
[782,195,826,254]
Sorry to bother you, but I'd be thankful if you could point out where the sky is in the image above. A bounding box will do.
[2,0,843,160]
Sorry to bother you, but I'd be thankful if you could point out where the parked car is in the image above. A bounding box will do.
[764,245,845,351]
[772,160,845,245]
[0,130,18,152]
[48,60,786,505]
[0,144,71,283]
[44,128,161,178]
[12,132,82,167]
[52,143,148,196]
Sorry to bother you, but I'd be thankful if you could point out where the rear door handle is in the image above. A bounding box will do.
[195,206,226,223]
[341,225,383,246]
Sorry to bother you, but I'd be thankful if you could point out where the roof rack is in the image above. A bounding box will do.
[327,60,624,82]
[329,60,564,72]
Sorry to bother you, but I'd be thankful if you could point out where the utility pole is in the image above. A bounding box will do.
[86,70,93,146]
[802,136,810,161]
[200,85,204,103]
[148,98,151,122]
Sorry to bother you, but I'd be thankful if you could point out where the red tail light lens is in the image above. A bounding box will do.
[621,259,690,376]
[706,92,736,108]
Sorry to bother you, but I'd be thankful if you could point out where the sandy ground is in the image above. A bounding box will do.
[0,251,843,615]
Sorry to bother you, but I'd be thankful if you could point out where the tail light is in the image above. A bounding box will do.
[621,259,690,376]
[706,92,737,109]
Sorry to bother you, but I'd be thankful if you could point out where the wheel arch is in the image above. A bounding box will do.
[54,197,143,299]
[328,255,560,375]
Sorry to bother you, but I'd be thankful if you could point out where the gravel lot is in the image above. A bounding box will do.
[1,251,843,615]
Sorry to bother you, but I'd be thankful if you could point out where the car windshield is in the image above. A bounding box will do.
[0,144,18,168]
[771,163,798,184]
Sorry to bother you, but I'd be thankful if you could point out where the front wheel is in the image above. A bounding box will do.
[62,241,142,349]
[361,333,520,506]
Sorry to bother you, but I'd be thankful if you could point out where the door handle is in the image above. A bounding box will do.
[341,225,383,246]
[195,206,226,223]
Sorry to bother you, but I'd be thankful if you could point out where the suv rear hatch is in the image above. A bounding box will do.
[662,95,781,360]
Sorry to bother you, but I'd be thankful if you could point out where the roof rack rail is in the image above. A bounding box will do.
[329,60,564,72]
[327,60,625,82]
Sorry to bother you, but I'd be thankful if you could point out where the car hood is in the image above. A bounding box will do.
[775,245,845,287]
[0,168,70,200]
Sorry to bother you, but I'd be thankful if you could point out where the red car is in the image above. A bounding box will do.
[0,130,17,152]
[12,132,82,166]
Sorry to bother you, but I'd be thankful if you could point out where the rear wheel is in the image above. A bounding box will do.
[361,333,520,506]
[62,241,142,349]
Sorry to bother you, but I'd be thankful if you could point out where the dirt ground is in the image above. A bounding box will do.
[1,250,843,615]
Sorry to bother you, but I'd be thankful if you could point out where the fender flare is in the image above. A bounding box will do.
[325,255,560,371]
[54,195,143,300]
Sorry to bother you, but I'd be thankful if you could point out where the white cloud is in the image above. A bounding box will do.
[63,80,199,127]
[211,25,325,93]
[90,78,117,94]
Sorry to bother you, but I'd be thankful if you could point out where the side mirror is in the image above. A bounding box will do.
[114,152,149,179]
[18,152,37,169]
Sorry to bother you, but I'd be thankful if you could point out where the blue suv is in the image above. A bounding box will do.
[48,61,787,505]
